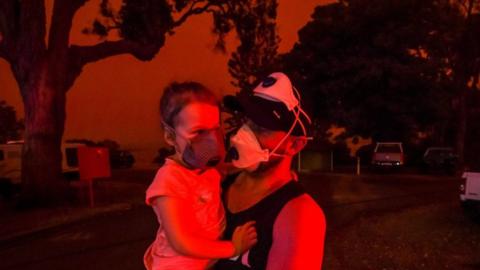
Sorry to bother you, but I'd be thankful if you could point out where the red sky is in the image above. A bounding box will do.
[0,0,333,166]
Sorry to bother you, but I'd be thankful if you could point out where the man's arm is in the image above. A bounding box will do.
[266,194,326,270]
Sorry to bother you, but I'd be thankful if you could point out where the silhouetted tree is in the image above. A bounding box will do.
[0,0,277,205]
[282,0,479,159]
[446,0,480,165]
[213,1,280,91]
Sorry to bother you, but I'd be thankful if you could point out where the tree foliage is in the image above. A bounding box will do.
[282,0,479,149]
[212,1,280,91]
[82,0,281,78]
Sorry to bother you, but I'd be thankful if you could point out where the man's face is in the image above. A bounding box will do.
[246,119,290,155]
[227,117,307,174]
[242,119,292,174]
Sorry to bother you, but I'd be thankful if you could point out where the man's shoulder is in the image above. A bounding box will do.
[283,194,324,219]
[271,193,326,250]
[274,193,325,232]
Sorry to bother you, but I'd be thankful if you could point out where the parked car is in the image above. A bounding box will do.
[153,147,175,166]
[372,142,405,168]
[460,171,480,220]
[0,141,85,198]
[110,149,135,169]
[422,147,458,174]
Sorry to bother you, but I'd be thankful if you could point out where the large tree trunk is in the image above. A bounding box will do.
[19,60,68,206]
[455,87,467,168]
[453,0,477,170]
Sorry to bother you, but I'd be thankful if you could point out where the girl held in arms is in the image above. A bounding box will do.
[144,82,257,270]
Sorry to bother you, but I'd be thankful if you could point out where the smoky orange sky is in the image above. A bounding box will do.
[0,0,332,166]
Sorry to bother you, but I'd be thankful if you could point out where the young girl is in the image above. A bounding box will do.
[144,82,257,270]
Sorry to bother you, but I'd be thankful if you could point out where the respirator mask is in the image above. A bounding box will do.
[164,123,225,170]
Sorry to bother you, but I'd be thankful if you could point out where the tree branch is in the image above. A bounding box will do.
[0,32,5,59]
[70,39,163,66]
[48,0,89,53]
[0,0,17,62]
[173,1,215,28]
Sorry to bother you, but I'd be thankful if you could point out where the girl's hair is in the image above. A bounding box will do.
[159,81,218,127]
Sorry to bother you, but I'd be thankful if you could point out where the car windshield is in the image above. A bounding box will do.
[377,144,401,153]
[429,148,453,155]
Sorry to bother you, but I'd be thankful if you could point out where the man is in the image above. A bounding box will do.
[215,72,326,270]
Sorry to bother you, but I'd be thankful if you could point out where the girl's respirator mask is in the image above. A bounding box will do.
[164,123,225,170]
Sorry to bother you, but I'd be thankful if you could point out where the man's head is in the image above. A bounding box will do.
[225,72,312,173]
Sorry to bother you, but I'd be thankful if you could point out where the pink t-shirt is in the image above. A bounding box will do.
[144,158,226,270]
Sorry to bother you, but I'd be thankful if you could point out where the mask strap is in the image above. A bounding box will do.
[291,86,311,135]
[293,86,301,100]
[298,107,312,124]
[293,86,312,124]
[269,104,302,156]
[293,106,307,136]
[269,87,313,157]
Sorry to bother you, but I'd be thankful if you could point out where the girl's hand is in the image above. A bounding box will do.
[153,197,246,259]
[232,221,258,256]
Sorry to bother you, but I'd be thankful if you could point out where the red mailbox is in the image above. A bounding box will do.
[78,146,111,180]
[77,146,111,207]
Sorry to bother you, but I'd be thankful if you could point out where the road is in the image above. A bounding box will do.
[305,172,460,229]
[0,171,462,270]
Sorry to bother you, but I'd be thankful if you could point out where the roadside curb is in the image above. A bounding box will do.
[0,202,139,245]
[300,171,460,181]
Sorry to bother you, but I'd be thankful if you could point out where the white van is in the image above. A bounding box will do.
[0,140,85,186]
[460,171,480,220]
[460,171,480,203]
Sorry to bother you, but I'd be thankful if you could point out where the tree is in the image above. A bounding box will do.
[281,0,477,160]
[0,0,276,205]
[212,0,280,91]
[0,100,24,144]
[445,0,480,166]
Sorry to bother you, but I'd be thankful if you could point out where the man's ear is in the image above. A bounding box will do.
[285,136,308,156]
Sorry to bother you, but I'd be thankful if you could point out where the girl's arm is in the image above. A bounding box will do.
[152,196,257,259]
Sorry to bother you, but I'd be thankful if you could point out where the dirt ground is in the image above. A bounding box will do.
[324,201,480,270]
